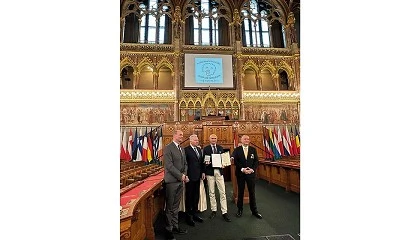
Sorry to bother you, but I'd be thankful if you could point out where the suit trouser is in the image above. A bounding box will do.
[165,182,183,232]
[206,169,228,214]
[185,179,200,215]
[237,174,257,213]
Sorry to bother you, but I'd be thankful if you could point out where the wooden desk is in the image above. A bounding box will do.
[257,159,300,193]
[120,171,165,240]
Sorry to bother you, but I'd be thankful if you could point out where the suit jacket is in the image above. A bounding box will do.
[163,142,188,183]
[202,144,224,176]
[232,145,258,177]
[184,145,203,181]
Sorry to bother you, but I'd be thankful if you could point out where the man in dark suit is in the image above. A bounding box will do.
[163,130,189,240]
[232,135,263,219]
[202,134,231,222]
[184,134,205,226]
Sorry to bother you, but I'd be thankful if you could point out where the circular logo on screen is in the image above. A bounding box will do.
[202,63,217,77]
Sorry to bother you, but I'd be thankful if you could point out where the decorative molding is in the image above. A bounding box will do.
[242,47,292,56]
[182,45,234,53]
[121,43,174,52]
[242,91,300,103]
[120,90,176,103]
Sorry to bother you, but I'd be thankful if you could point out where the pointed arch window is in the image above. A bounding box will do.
[121,0,172,44]
[241,0,286,48]
[185,0,230,46]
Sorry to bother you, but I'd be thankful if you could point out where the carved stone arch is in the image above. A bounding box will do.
[242,59,259,74]
[260,60,276,75]
[136,57,154,73]
[156,57,174,72]
[179,100,187,108]
[120,57,136,73]
[277,60,294,80]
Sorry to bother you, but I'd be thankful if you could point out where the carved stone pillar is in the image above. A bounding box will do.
[153,72,159,89]
[120,18,125,43]
[256,74,262,90]
[273,74,280,90]
[133,71,139,89]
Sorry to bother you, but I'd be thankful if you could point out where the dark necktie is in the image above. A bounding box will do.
[178,145,183,157]
[193,147,200,158]
[212,146,217,154]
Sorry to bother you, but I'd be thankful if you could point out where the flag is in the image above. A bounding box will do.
[121,128,130,161]
[132,128,138,161]
[294,125,300,154]
[282,126,290,156]
[269,127,280,160]
[157,128,163,162]
[142,127,148,162]
[127,128,133,160]
[136,127,143,162]
[276,126,285,156]
[120,128,124,160]
[147,130,153,162]
[285,125,293,156]
[272,127,282,159]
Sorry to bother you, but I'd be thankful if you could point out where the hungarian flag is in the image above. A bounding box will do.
[142,127,148,162]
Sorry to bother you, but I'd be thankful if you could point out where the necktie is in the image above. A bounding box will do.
[244,147,248,159]
[178,145,183,156]
[212,146,217,154]
[194,147,200,158]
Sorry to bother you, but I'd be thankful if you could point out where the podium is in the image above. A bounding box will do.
[201,115,226,121]
[230,158,249,204]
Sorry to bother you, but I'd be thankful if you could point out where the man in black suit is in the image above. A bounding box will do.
[184,134,205,226]
[232,135,263,219]
[163,130,189,240]
[202,134,231,222]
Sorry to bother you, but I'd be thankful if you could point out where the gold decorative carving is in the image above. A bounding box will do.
[182,45,234,53]
[121,43,175,52]
[242,47,291,55]
[243,91,300,103]
[120,90,176,103]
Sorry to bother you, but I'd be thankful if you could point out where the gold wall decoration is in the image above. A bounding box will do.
[242,91,299,103]
[120,90,176,103]
[120,43,175,53]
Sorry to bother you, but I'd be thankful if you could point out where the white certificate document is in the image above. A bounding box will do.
[211,154,222,168]
[221,152,231,166]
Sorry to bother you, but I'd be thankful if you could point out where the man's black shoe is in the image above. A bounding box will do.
[222,213,231,222]
[236,210,243,217]
[173,227,188,234]
[209,211,216,219]
[193,215,204,223]
[165,230,176,240]
[186,215,195,226]
[186,217,195,227]
[252,212,263,219]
